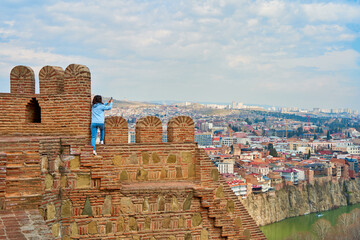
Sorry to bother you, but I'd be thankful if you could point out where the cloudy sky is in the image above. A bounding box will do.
[0,0,359,110]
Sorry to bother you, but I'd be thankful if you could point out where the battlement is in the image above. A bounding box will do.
[105,116,195,144]
[0,64,91,136]
[10,64,90,95]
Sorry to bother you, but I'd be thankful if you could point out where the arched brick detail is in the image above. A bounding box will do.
[135,116,162,143]
[64,64,91,95]
[167,116,194,143]
[10,66,35,94]
[39,66,64,95]
[105,116,128,144]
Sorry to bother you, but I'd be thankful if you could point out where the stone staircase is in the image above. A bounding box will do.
[194,187,266,240]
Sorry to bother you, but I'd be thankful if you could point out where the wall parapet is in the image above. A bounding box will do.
[105,116,128,144]
[104,115,195,144]
[135,116,163,143]
[1,64,91,137]
[10,66,35,94]
[167,116,195,143]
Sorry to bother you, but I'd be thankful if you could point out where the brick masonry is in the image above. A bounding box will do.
[0,64,266,240]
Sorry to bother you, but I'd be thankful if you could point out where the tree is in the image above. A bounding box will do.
[308,149,311,159]
[327,131,332,140]
[349,208,360,224]
[337,213,352,234]
[245,118,252,125]
[268,143,278,157]
[312,219,332,240]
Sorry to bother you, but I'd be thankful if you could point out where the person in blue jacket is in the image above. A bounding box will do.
[91,95,113,155]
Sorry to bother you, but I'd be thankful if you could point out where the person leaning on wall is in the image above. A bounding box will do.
[91,95,113,155]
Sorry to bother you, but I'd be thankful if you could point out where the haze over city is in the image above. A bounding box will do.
[0,0,359,110]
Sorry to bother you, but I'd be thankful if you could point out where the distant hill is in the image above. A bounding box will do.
[92,96,156,108]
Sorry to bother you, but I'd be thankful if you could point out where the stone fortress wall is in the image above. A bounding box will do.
[0,65,266,240]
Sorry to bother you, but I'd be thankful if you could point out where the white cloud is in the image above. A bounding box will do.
[0,0,359,110]
[302,3,360,22]
[283,50,360,71]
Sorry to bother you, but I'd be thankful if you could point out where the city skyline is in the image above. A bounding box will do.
[0,0,359,110]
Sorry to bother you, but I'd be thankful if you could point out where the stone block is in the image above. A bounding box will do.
[102,195,112,215]
[235,217,242,228]
[171,196,180,211]
[88,221,98,235]
[157,195,165,211]
[113,155,122,166]
[106,221,113,234]
[70,222,78,237]
[41,156,48,172]
[145,217,151,230]
[60,175,67,188]
[215,185,225,199]
[226,200,234,213]
[188,163,196,178]
[52,223,60,237]
[61,199,72,218]
[143,197,150,212]
[162,217,171,229]
[136,168,148,181]
[47,203,56,220]
[183,192,193,211]
[152,152,161,163]
[181,152,193,163]
[192,212,202,227]
[129,217,137,231]
[142,152,150,164]
[69,155,80,170]
[45,174,53,191]
[201,229,209,240]
[211,169,219,181]
[129,154,138,164]
[81,197,93,216]
[120,170,128,180]
[117,216,124,232]
[160,167,167,179]
[167,154,177,164]
[76,174,90,188]
[120,197,135,214]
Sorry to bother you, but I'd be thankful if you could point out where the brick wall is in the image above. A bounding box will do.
[31,139,265,239]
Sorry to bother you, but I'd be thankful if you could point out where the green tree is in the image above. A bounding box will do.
[268,143,278,157]
[245,118,252,125]
[327,131,332,140]
[308,149,311,159]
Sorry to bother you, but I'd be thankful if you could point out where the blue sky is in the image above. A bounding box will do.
[0,0,359,111]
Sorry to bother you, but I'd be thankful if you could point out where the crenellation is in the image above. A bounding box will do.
[105,116,128,144]
[64,64,91,95]
[136,116,163,143]
[39,66,65,95]
[168,116,195,143]
[10,65,35,94]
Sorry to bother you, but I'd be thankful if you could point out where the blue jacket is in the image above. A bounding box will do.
[91,102,113,124]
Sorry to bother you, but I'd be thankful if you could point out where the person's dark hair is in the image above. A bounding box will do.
[92,95,103,106]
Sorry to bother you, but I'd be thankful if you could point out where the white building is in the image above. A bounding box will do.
[347,145,360,155]
[217,160,234,174]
